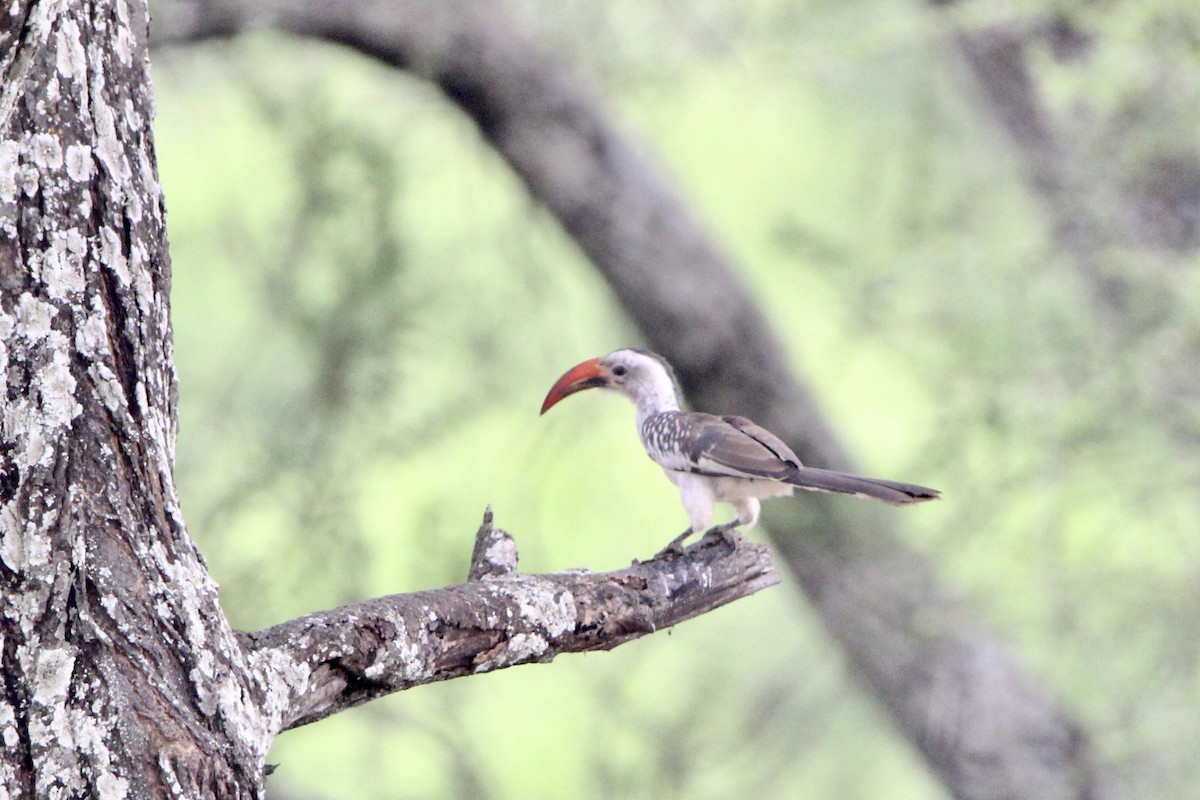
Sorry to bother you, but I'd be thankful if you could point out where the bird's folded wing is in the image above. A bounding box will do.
[683,413,802,480]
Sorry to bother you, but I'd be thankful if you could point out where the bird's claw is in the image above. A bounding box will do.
[654,529,695,560]
[701,522,742,547]
[654,522,743,560]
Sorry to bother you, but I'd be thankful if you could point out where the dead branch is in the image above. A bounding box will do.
[241,509,778,731]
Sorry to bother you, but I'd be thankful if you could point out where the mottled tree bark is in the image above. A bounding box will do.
[1,1,269,795]
[250,512,778,732]
[0,3,776,797]
[150,2,1111,798]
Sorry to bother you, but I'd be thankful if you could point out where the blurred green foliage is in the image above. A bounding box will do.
[155,2,1200,797]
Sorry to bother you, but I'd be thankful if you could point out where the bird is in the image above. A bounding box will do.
[540,348,939,554]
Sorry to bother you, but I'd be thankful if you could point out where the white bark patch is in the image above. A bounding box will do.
[508,579,576,637]
[16,293,56,340]
[30,133,63,170]
[134,380,148,418]
[19,162,38,197]
[55,18,87,85]
[136,147,159,210]
[75,305,109,359]
[25,512,55,565]
[92,96,129,185]
[0,507,24,571]
[32,647,77,705]
[484,537,517,568]
[0,701,17,747]
[363,612,429,682]
[99,226,130,285]
[248,646,311,737]
[95,771,130,800]
[113,0,133,65]
[501,632,548,663]
[43,231,87,298]
[114,27,134,66]
[65,144,93,182]
[0,139,19,202]
[40,346,82,427]
[122,98,141,134]
[212,659,277,763]
[70,705,129,799]
[126,184,142,223]
[89,363,128,413]
[216,676,260,742]
[193,649,214,684]
[131,245,152,310]
[45,70,60,105]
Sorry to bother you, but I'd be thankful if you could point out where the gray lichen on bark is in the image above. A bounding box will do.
[245,522,777,732]
[2,1,268,795]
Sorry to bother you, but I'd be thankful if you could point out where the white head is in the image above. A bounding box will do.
[540,348,684,418]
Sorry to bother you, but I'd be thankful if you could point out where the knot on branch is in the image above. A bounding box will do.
[468,505,517,580]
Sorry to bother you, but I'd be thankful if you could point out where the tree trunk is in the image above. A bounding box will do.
[0,3,775,797]
[1,1,269,796]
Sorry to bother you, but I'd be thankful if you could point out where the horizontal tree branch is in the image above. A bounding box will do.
[241,510,778,732]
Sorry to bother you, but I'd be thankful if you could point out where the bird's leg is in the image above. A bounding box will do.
[701,499,756,546]
[654,527,697,560]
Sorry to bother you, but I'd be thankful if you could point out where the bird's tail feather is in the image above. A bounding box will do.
[786,467,939,505]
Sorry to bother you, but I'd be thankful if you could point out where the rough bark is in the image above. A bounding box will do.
[151,2,1111,798]
[0,2,778,797]
[248,510,778,731]
[1,1,268,796]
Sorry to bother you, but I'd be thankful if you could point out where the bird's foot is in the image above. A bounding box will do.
[654,528,696,560]
[655,522,743,559]
[701,521,742,547]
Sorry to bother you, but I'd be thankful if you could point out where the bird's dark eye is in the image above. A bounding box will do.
[612,364,628,377]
